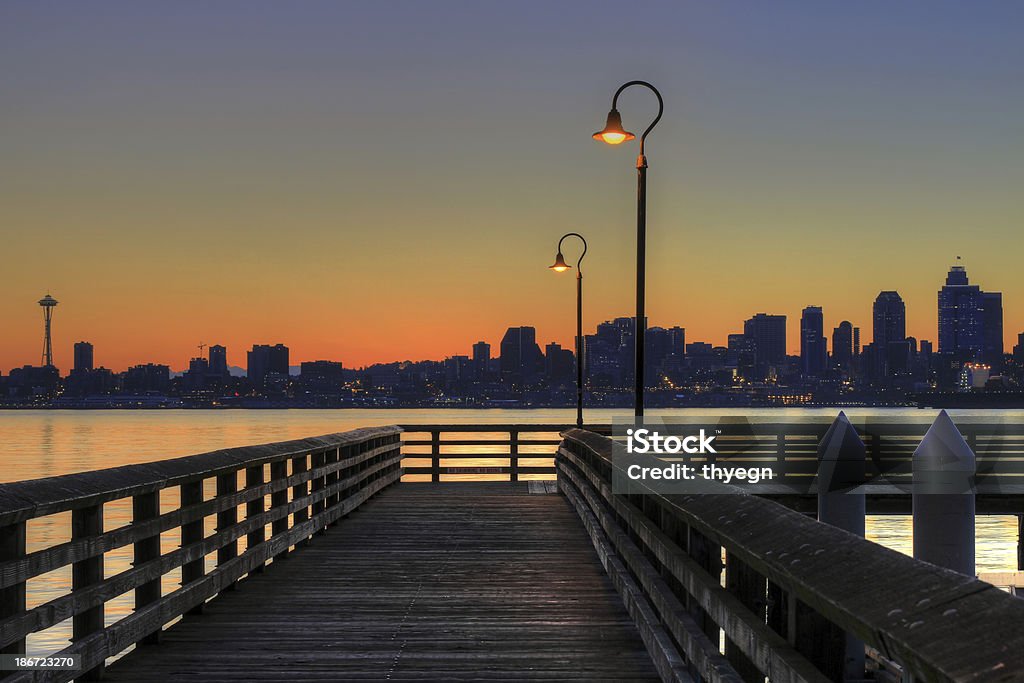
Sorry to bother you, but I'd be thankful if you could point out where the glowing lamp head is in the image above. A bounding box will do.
[593,108,635,145]
[549,252,571,272]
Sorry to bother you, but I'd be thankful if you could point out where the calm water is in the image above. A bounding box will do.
[1,407,1020,657]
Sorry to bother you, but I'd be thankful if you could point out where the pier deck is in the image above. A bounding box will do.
[103,483,659,681]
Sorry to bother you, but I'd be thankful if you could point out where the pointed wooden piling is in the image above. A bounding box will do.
[912,410,976,576]
[816,411,866,682]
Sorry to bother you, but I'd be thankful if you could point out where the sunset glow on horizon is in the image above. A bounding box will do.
[3,2,1022,373]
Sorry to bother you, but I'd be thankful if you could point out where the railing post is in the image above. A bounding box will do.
[245,465,266,572]
[292,454,310,547]
[271,460,289,561]
[326,447,341,527]
[132,491,161,645]
[216,471,238,589]
[72,503,104,680]
[687,526,721,644]
[913,410,976,576]
[431,430,441,482]
[312,451,327,535]
[724,553,765,681]
[0,521,27,657]
[180,480,205,614]
[1019,514,1023,571]
[510,429,520,482]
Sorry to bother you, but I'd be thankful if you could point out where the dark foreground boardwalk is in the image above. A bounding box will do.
[104,482,659,682]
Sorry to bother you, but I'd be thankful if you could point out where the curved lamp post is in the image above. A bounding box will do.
[593,80,663,419]
[550,232,588,427]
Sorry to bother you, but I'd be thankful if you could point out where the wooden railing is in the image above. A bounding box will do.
[397,424,610,481]
[0,426,401,682]
[556,428,1024,683]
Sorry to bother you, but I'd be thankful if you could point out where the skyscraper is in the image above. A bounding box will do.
[499,327,543,385]
[247,344,290,387]
[73,341,94,373]
[209,345,228,377]
[937,261,994,362]
[743,314,787,368]
[800,306,827,377]
[472,341,490,379]
[982,292,1004,366]
[872,292,906,346]
[832,321,854,371]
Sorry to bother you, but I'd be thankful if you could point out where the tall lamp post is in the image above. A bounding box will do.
[549,233,587,427]
[593,80,663,419]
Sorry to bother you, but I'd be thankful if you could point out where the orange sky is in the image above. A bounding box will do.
[2,3,1022,372]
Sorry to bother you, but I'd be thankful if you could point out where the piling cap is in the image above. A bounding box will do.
[816,411,866,492]
[913,410,975,472]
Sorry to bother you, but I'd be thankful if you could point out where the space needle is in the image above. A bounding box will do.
[38,293,58,367]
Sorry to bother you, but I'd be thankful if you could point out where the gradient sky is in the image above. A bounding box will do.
[2,2,1022,372]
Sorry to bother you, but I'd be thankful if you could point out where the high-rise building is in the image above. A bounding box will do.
[73,341,94,373]
[299,361,345,394]
[584,318,636,388]
[982,292,1004,367]
[1014,333,1024,363]
[743,313,787,369]
[499,327,543,385]
[122,364,171,394]
[544,343,574,383]
[832,321,854,371]
[248,344,290,387]
[209,345,228,377]
[853,326,861,357]
[873,292,906,347]
[800,306,827,377]
[937,261,1003,366]
[472,341,490,379]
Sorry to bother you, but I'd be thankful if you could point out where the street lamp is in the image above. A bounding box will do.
[549,232,588,427]
[593,80,663,419]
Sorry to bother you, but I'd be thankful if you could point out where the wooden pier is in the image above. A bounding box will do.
[2,422,1024,682]
[104,483,659,681]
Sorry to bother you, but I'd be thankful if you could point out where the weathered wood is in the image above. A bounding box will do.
[102,483,659,682]
[132,491,161,645]
[0,521,25,656]
[0,454,404,649]
[310,452,326,536]
[558,428,1024,683]
[725,553,767,682]
[215,472,238,590]
[270,459,289,562]
[558,449,825,683]
[291,454,309,548]
[72,503,104,680]
[245,465,266,571]
[430,430,441,483]
[510,429,520,482]
[11,464,402,683]
[0,426,403,527]
[180,479,204,616]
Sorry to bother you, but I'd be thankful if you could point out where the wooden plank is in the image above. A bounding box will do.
[0,521,25,655]
[98,483,659,682]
